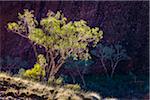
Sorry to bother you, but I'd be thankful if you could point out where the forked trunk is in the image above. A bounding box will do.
[110,60,120,78]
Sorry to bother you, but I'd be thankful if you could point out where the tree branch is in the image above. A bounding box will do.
[52,60,65,76]
[111,60,121,78]
[14,31,28,39]
[30,42,38,59]
[100,57,109,78]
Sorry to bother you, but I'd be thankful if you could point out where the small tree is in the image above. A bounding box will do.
[7,9,103,80]
[91,43,129,78]
[65,58,93,87]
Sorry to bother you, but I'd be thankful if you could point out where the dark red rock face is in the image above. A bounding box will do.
[0,1,149,74]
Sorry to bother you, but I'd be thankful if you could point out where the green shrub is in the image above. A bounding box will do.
[23,63,45,81]
[55,77,63,85]
[64,84,81,91]
[18,68,25,77]
[48,76,64,86]
[47,76,55,85]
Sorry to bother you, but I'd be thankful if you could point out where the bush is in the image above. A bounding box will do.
[23,63,45,81]
[55,77,63,85]
[48,76,64,86]
[64,84,81,91]
[17,68,25,77]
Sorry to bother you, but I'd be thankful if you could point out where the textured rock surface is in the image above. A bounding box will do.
[0,73,102,100]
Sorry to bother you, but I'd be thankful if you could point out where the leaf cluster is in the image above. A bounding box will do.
[7,9,103,60]
[48,76,64,86]
[23,63,45,81]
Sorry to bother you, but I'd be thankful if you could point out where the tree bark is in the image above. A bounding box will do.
[100,58,109,78]
[52,60,64,76]
[76,67,86,87]
[69,72,75,83]
[45,50,55,80]
[110,60,120,78]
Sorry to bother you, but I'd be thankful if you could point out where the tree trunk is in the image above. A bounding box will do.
[30,42,38,59]
[45,50,65,79]
[100,58,109,78]
[69,72,76,83]
[77,67,86,87]
[51,59,65,77]
[45,60,54,80]
[47,50,55,78]
[110,60,120,78]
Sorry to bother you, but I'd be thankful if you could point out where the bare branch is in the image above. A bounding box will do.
[14,31,28,39]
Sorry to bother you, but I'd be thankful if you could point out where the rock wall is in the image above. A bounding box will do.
[0,1,149,74]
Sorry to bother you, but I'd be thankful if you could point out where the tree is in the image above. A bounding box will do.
[64,58,94,87]
[91,43,129,78]
[7,9,103,80]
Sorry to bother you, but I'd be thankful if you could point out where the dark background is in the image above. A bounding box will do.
[0,1,149,74]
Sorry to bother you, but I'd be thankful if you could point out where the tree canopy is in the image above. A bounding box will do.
[7,9,103,78]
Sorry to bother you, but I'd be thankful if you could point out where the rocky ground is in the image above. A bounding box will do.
[0,73,106,100]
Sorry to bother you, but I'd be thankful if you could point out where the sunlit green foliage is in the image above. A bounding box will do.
[64,84,81,91]
[18,68,25,77]
[55,77,63,85]
[37,54,47,68]
[17,54,46,81]
[23,63,45,81]
[48,76,64,86]
[7,9,103,77]
[20,54,46,81]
